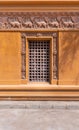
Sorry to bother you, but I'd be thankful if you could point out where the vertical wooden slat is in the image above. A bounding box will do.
[26,38,29,84]
[50,38,53,84]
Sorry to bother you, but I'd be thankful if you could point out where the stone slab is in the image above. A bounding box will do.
[0,101,79,109]
[0,101,79,130]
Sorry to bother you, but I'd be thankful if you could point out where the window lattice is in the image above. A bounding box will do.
[29,40,50,82]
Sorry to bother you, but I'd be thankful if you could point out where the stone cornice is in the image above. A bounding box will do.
[0,0,79,6]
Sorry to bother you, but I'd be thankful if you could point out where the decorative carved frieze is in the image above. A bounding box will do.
[21,32,58,80]
[0,12,79,30]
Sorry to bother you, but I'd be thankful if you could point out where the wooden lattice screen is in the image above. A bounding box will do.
[28,40,50,82]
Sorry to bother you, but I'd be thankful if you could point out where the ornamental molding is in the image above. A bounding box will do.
[0,12,79,30]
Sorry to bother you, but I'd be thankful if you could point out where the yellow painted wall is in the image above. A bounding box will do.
[0,32,21,84]
[59,31,79,85]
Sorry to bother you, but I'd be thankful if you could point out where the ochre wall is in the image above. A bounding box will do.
[59,31,79,85]
[0,32,21,84]
[0,32,79,85]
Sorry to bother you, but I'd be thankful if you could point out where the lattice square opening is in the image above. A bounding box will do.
[28,40,50,82]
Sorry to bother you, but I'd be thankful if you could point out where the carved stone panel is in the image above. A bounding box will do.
[0,12,78,30]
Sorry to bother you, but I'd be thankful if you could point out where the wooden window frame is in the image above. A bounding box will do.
[21,31,58,87]
[26,37,53,85]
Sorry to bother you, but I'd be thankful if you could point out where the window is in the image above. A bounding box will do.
[25,37,53,84]
[29,40,50,82]
[21,32,58,85]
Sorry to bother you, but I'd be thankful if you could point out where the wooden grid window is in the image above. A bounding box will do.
[21,33,57,85]
[28,40,50,82]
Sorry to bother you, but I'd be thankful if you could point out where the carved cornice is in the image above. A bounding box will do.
[0,12,79,30]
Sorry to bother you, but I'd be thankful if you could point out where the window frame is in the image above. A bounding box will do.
[26,37,53,84]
